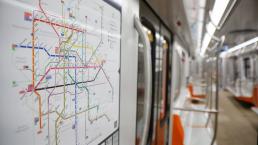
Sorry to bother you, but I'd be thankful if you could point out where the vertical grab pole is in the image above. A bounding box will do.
[134,16,153,145]
[211,53,219,145]
[211,39,224,145]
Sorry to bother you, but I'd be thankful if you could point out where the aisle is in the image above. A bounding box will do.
[217,91,258,145]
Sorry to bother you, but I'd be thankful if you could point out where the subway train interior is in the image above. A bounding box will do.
[0,0,258,145]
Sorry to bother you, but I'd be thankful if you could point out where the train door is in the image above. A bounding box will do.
[136,1,173,145]
[136,19,156,145]
[225,57,234,89]
[232,57,241,95]
[253,55,258,106]
[153,30,171,145]
[242,56,253,96]
[174,49,183,100]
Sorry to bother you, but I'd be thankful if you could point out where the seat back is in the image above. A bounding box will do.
[187,84,193,96]
[172,114,184,145]
[253,85,258,107]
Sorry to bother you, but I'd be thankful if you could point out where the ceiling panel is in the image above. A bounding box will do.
[215,0,258,47]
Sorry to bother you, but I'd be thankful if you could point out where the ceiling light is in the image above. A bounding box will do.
[200,0,231,56]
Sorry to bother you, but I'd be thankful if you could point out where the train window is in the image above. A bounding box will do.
[182,52,185,62]
[243,57,251,79]
[233,57,238,81]
[160,38,169,119]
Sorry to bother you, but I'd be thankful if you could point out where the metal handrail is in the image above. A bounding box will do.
[134,16,153,145]
[174,107,218,114]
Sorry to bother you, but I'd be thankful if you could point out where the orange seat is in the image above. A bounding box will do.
[155,118,166,145]
[253,85,258,107]
[187,83,206,99]
[236,96,253,104]
[172,114,184,145]
[237,85,258,107]
[136,137,140,145]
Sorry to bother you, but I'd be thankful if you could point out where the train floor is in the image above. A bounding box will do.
[217,90,258,145]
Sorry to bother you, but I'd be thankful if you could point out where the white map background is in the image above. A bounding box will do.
[0,0,121,144]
